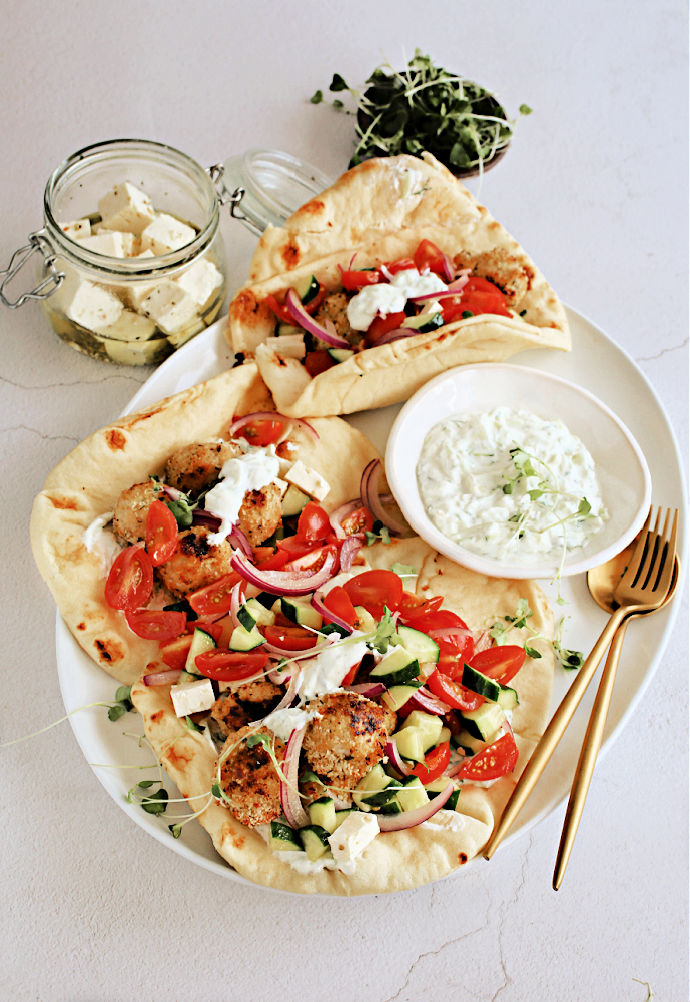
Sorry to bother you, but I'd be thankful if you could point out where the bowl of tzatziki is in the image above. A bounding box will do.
[385,364,651,580]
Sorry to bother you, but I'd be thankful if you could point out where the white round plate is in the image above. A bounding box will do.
[56,306,686,891]
[385,363,652,579]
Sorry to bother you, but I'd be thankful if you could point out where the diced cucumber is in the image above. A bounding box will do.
[423,777,460,808]
[308,796,337,834]
[281,484,310,517]
[393,726,426,764]
[298,825,331,861]
[281,596,323,630]
[401,311,444,332]
[228,624,265,652]
[353,763,389,809]
[378,799,403,816]
[453,728,485,755]
[462,663,519,710]
[269,821,302,852]
[397,625,440,665]
[354,605,377,633]
[497,686,519,711]
[295,274,320,304]
[395,776,429,813]
[399,710,443,751]
[369,646,420,687]
[382,681,422,712]
[253,591,278,609]
[459,702,506,741]
[184,627,216,673]
[327,347,354,363]
[236,597,276,631]
[359,780,402,810]
[333,808,356,829]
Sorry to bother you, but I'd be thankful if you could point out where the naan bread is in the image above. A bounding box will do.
[132,535,555,895]
[227,152,569,416]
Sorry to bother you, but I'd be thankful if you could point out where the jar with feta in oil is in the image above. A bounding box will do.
[33,140,226,365]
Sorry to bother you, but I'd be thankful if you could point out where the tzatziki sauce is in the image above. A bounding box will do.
[416,407,608,563]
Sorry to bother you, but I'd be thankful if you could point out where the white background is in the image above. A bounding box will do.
[1,2,687,1000]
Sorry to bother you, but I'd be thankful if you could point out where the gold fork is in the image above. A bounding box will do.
[484,506,679,868]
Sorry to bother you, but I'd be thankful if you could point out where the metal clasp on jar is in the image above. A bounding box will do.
[0,231,64,308]
[208,163,255,234]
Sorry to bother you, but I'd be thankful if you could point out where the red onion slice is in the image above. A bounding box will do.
[160,483,185,502]
[328,499,362,540]
[406,685,451,716]
[192,509,221,530]
[228,580,246,630]
[270,671,302,713]
[348,682,386,699]
[368,327,421,347]
[227,410,319,443]
[441,253,455,282]
[384,739,414,777]
[340,534,365,571]
[280,727,310,829]
[377,780,455,832]
[285,289,349,349]
[473,630,493,654]
[409,275,471,303]
[360,459,408,536]
[228,523,253,557]
[230,548,337,596]
[142,668,183,687]
[312,588,354,634]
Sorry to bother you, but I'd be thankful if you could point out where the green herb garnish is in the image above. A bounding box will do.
[107,685,133,722]
[311,50,530,173]
[365,521,391,546]
[369,607,401,654]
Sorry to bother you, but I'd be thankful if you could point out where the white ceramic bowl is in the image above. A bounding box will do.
[385,364,652,579]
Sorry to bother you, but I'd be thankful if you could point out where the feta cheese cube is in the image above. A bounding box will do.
[170,678,215,718]
[124,250,158,309]
[80,231,136,258]
[140,281,198,334]
[268,333,305,360]
[327,813,379,873]
[58,272,123,332]
[141,212,196,255]
[97,182,155,235]
[98,310,157,342]
[58,218,91,240]
[175,258,222,307]
[272,476,289,498]
[284,460,330,502]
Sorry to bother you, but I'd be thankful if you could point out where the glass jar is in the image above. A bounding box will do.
[1,140,332,365]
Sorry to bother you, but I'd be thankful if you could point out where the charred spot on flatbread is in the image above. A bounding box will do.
[106,429,127,451]
[94,637,123,664]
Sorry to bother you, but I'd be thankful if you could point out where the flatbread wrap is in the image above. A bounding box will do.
[227,152,570,416]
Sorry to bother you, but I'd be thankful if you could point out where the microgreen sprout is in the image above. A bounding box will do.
[368,607,401,654]
[490,600,584,671]
[391,562,418,580]
[107,685,133,722]
[365,521,391,546]
[311,50,531,173]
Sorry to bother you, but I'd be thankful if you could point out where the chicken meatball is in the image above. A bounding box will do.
[112,479,161,544]
[156,526,234,598]
[236,482,282,546]
[210,679,284,742]
[314,292,354,342]
[164,440,241,496]
[218,725,284,827]
[302,692,390,800]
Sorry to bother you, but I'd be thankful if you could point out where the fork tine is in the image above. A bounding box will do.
[637,507,664,590]
[652,508,679,596]
[623,506,653,585]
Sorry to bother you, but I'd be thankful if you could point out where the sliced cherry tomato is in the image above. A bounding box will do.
[276,535,329,561]
[264,293,294,325]
[105,546,153,611]
[365,310,407,347]
[341,661,361,687]
[194,650,269,682]
[340,269,382,291]
[303,286,327,315]
[304,349,336,377]
[398,592,444,624]
[263,624,319,651]
[409,740,451,783]
[339,505,374,536]
[235,418,284,447]
[342,569,403,620]
[442,276,510,322]
[414,239,447,277]
[426,670,484,713]
[455,729,519,782]
[297,501,332,545]
[322,586,357,627]
[188,573,241,618]
[125,608,187,641]
[470,645,526,685]
[186,619,224,643]
[158,633,193,670]
[145,499,179,567]
[283,543,339,575]
[385,256,416,275]
[252,546,290,571]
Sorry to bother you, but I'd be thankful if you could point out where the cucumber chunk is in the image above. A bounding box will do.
[399,709,443,751]
[397,625,440,665]
[393,726,426,764]
[269,821,302,852]
[462,663,519,710]
[381,681,422,712]
[369,646,420,687]
[459,702,506,741]
[353,763,389,810]
[237,597,276,631]
[354,605,377,633]
[184,627,216,673]
[228,624,265,652]
[295,274,320,304]
[298,825,331,861]
[281,597,323,630]
[308,796,337,834]
[281,484,310,517]
[327,347,354,363]
[395,776,429,813]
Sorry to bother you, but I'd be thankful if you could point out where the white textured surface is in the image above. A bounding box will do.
[1,3,687,1001]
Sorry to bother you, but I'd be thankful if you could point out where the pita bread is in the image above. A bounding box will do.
[29,363,378,685]
[227,152,569,416]
[132,535,554,895]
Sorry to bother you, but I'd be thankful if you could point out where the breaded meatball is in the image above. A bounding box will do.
[218,725,285,827]
[210,680,284,741]
[156,526,234,598]
[314,292,354,341]
[164,440,241,496]
[237,482,282,546]
[112,479,161,544]
[464,248,534,307]
[302,692,390,800]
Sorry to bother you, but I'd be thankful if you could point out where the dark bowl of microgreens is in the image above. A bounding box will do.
[311,51,531,178]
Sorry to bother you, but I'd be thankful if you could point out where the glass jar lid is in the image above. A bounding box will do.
[217,149,333,235]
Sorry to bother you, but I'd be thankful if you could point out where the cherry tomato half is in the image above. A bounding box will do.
[340,269,382,291]
[262,624,319,651]
[194,650,269,682]
[145,500,179,567]
[366,311,407,347]
[426,670,484,713]
[264,293,293,325]
[252,546,290,571]
[455,729,519,782]
[339,505,374,536]
[188,573,242,618]
[342,569,403,620]
[385,257,416,275]
[125,608,187,642]
[409,741,451,783]
[304,349,336,377]
[105,546,153,612]
[158,633,193,670]
[322,586,357,628]
[235,418,285,447]
[297,501,333,545]
[470,645,526,686]
[442,276,510,322]
[414,239,447,277]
